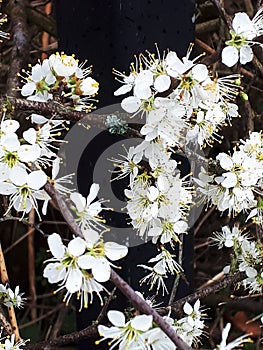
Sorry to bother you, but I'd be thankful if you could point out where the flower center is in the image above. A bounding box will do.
[179,74,195,91]
[226,31,248,49]
[3,152,18,168]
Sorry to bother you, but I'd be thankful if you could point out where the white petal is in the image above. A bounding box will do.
[216,153,233,170]
[221,172,237,188]
[134,83,152,99]
[108,310,126,327]
[86,183,100,206]
[82,228,100,247]
[43,263,66,283]
[48,233,65,259]
[52,157,60,179]
[140,124,155,136]
[21,82,36,96]
[183,302,193,315]
[30,114,48,124]
[2,133,20,152]
[0,181,16,195]
[135,70,153,86]
[77,254,96,269]
[92,258,110,282]
[121,96,141,113]
[192,64,208,82]
[31,63,43,82]
[98,325,122,338]
[154,75,171,92]
[18,144,41,163]
[147,186,159,201]
[70,192,86,212]
[130,315,153,331]
[174,220,188,233]
[232,12,254,36]
[240,45,253,64]
[246,266,257,278]
[222,46,239,67]
[68,237,86,257]
[1,120,20,134]
[23,128,37,145]
[65,268,82,293]
[104,242,128,261]
[9,167,28,186]
[148,226,163,237]
[27,170,47,189]
[114,84,133,96]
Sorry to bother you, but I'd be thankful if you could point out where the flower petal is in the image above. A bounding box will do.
[240,45,253,65]
[154,75,171,92]
[92,258,110,282]
[86,183,100,206]
[27,170,47,190]
[104,242,128,261]
[48,233,65,259]
[222,46,239,67]
[108,310,126,327]
[68,237,86,257]
[121,96,141,113]
[65,268,82,293]
[130,314,153,331]
[70,192,86,212]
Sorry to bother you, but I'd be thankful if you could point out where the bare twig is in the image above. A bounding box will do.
[196,19,220,34]
[110,269,193,350]
[169,235,184,304]
[194,207,215,236]
[0,244,20,340]
[210,0,232,28]
[26,5,56,38]
[28,209,37,320]
[157,271,246,316]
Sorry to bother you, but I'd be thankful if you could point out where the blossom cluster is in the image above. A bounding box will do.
[0,284,24,308]
[114,47,240,147]
[97,299,205,350]
[196,132,263,221]
[213,225,263,293]
[112,138,192,293]
[43,184,128,310]
[21,52,99,111]
[216,323,252,350]
[222,9,263,67]
[0,113,73,218]
[111,44,240,294]
[0,334,29,350]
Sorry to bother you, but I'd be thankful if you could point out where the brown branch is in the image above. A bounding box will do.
[26,5,56,38]
[43,182,192,349]
[26,288,117,349]
[110,270,193,350]
[196,19,220,34]
[0,244,20,340]
[6,0,31,96]
[1,96,143,140]
[28,209,37,320]
[44,182,84,238]
[210,0,232,28]
[157,271,246,316]
[25,324,98,350]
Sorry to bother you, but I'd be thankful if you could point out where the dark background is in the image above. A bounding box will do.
[55,1,195,348]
